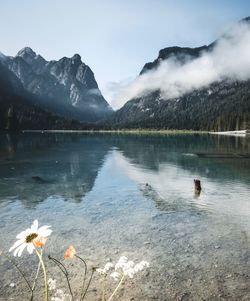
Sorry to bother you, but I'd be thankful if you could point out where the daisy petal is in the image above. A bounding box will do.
[9,239,24,252]
[13,244,24,257]
[40,229,52,237]
[31,220,39,232]
[17,244,26,257]
[38,226,51,236]
[16,229,29,239]
[38,225,51,231]
[27,243,34,254]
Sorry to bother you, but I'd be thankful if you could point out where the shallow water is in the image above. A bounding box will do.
[1,133,250,300]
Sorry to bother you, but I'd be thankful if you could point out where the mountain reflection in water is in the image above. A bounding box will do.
[0,133,250,210]
[0,133,110,205]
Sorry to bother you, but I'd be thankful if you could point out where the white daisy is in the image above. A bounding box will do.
[9,220,52,257]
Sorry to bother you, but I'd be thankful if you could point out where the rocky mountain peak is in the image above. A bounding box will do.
[71,53,82,63]
[15,47,47,73]
[140,45,209,75]
[3,47,112,122]
[17,47,36,58]
[241,16,250,24]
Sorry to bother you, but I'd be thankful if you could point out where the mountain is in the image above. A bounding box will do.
[139,45,213,76]
[109,18,250,131]
[2,47,112,122]
[110,80,250,131]
[0,60,88,130]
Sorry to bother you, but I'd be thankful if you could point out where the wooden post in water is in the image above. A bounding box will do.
[194,179,201,197]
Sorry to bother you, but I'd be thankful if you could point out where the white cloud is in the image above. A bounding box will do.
[104,77,135,109]
[109,21,250,110]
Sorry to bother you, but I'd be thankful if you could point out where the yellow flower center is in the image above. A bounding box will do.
[25,233,38,243]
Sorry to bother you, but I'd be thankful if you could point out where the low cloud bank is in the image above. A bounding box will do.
[109,21,250,110]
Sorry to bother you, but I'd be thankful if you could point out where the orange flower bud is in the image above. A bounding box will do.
[64,245,76,260]
[33,236,47,248]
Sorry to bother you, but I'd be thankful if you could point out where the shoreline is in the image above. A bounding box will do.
[21,129,208,134]
[209,129,250,137]
[1,129,249,136]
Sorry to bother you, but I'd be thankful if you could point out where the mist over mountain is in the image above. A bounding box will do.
[1,47,112,124]
[109,17,250,131]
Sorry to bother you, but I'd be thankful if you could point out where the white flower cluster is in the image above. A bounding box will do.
[51,289,73,301]
[96,262,114,275]
[48,278,57,291]
[98,256,149,281]
[114,256,149,279]
[49,278,75,301]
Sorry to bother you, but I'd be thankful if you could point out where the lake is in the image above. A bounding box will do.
[0,132,250,301]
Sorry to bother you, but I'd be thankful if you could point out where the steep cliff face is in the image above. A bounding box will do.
[3,47,112,122]
[0,61,85,130]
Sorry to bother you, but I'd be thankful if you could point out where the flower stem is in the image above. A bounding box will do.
[75,255,87,298]
[107,274,125,301]
[81,268,95,300]
[32,249,42,292]
[102,276,106,301]
[33,247,48,301]
[32,261,41,291]
[30,258,41,301]
[0,251,32,292]
[48,256,75,301]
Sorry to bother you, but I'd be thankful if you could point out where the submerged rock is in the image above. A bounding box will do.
[32,176,50,184]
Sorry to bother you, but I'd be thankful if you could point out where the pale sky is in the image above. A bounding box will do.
[0,0,250,106]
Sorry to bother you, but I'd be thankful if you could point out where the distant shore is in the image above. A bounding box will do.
[1,129,249,136]
[210,130,250,136]
[20,129,208,134]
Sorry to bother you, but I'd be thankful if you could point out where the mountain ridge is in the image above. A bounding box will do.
[108,17,250,131]
[1,47,112,123]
